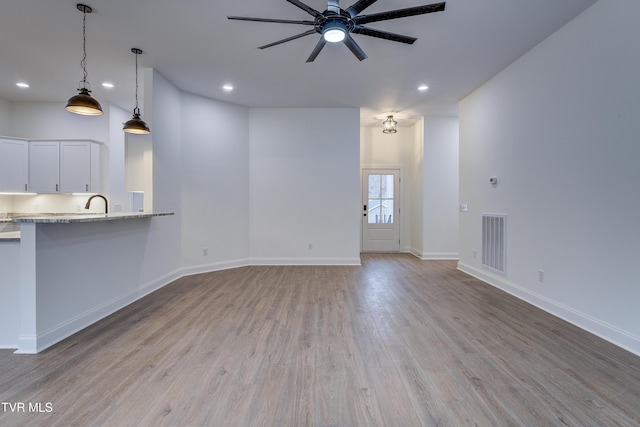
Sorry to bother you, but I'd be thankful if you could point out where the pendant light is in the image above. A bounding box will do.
[123,48,151,134]
[382,115,397,134]
[65,4,103,116]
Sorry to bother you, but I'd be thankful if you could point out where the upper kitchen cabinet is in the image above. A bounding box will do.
[0,138,29,193]
[28,140,102,194]
[60,140,102,193]
[29,141,60,193]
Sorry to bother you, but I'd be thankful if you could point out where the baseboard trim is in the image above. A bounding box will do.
[409,248,459,260]
[457,262,640,357]
[178,259,250,278]
[249,257,362,266]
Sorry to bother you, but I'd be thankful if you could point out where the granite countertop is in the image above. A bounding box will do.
[11,212,174,223]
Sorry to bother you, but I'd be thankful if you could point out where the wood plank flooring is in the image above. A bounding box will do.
[1,254,639,426]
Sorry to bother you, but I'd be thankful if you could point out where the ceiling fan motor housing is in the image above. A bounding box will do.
[315,9,355,40]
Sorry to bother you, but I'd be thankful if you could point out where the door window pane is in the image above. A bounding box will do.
[367,173,395,224]
[368,201,380,224]
[368,175,381,198]
[381,174,394,198]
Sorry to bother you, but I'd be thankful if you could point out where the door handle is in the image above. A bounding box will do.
[363,204,367,216]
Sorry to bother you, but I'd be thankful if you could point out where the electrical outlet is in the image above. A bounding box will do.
[202,247,208,256]
[308,243,313,250]
[473,250,477,259]
[538,270,545,283]
[113,204,122,212]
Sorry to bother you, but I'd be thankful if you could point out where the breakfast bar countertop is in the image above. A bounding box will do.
[11,212,174,224]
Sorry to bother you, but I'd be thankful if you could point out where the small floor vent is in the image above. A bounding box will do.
[482,214,507,274]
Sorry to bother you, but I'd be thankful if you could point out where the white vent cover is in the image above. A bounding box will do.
[482,214,507,274]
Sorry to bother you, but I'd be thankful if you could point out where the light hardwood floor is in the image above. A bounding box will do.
[1,254,639,426]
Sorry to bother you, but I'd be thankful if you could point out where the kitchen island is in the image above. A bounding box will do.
[2,212,173,353]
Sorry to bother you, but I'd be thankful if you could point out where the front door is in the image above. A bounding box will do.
[362,169,400,252]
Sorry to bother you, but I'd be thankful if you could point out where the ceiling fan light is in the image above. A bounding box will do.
[382,115,397,134]
[323,25,346,43]
[65,87,103,116]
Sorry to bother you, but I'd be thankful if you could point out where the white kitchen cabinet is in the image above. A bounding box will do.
[27,140,102,194]
[29,141,60,193]
[60,141,91,193]
[0,138,29,193]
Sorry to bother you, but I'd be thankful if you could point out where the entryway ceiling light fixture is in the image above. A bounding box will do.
[123,48,150,135]
[65,4,103,116]
[382,115,397,134]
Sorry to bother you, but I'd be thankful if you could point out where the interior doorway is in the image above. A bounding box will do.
[362,168,400,252]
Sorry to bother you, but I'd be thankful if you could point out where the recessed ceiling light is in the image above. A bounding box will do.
[223,84,234,92]
[16,82,29,88]
[102,82,115,89]
[418,85,429,91]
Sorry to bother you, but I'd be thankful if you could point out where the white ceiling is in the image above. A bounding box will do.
[0,0,596,127]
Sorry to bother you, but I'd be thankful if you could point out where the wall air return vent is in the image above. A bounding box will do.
[482,214,507,274]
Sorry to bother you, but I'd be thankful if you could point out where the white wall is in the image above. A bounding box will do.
[0,98,10,134]
[108,104,131,212]
[250,108,361,264]
[421,116,459,259]
[180,92,250,273]
[458,0,640,355]
[410,120,424,255]
[6,101,109,142]
[138,70,183,284]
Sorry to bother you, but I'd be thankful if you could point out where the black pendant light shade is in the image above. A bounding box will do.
[382,115,397,134]
[123,109,151,134]
[123,48,150,134]
[65,4,103,116]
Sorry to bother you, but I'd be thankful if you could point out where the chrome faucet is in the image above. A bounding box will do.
[85,194,108,214]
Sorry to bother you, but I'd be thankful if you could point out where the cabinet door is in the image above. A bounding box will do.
[60,141,91,193]
[29,141,60,193]
[0,138,29,192]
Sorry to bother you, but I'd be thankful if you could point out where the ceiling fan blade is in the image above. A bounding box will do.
[286,0,323,18]
[354,2,445,25]
[306,38,327,62]
[352,25,417,44]
[327,0,340,14]
[258,29,318,49]
[227,16,315,25]
[343,34,368,61]
[345,0,378,18]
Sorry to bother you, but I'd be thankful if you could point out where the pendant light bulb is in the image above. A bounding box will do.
[123,48,150,135]
[65,4,103,116]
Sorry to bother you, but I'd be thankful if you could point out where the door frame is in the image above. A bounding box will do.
[361,166,402,252]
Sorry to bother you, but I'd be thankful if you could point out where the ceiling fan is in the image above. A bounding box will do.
[228,0,446,62]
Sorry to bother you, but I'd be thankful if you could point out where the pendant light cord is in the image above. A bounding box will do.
[81,8,88,87]
[134,51,139,113]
